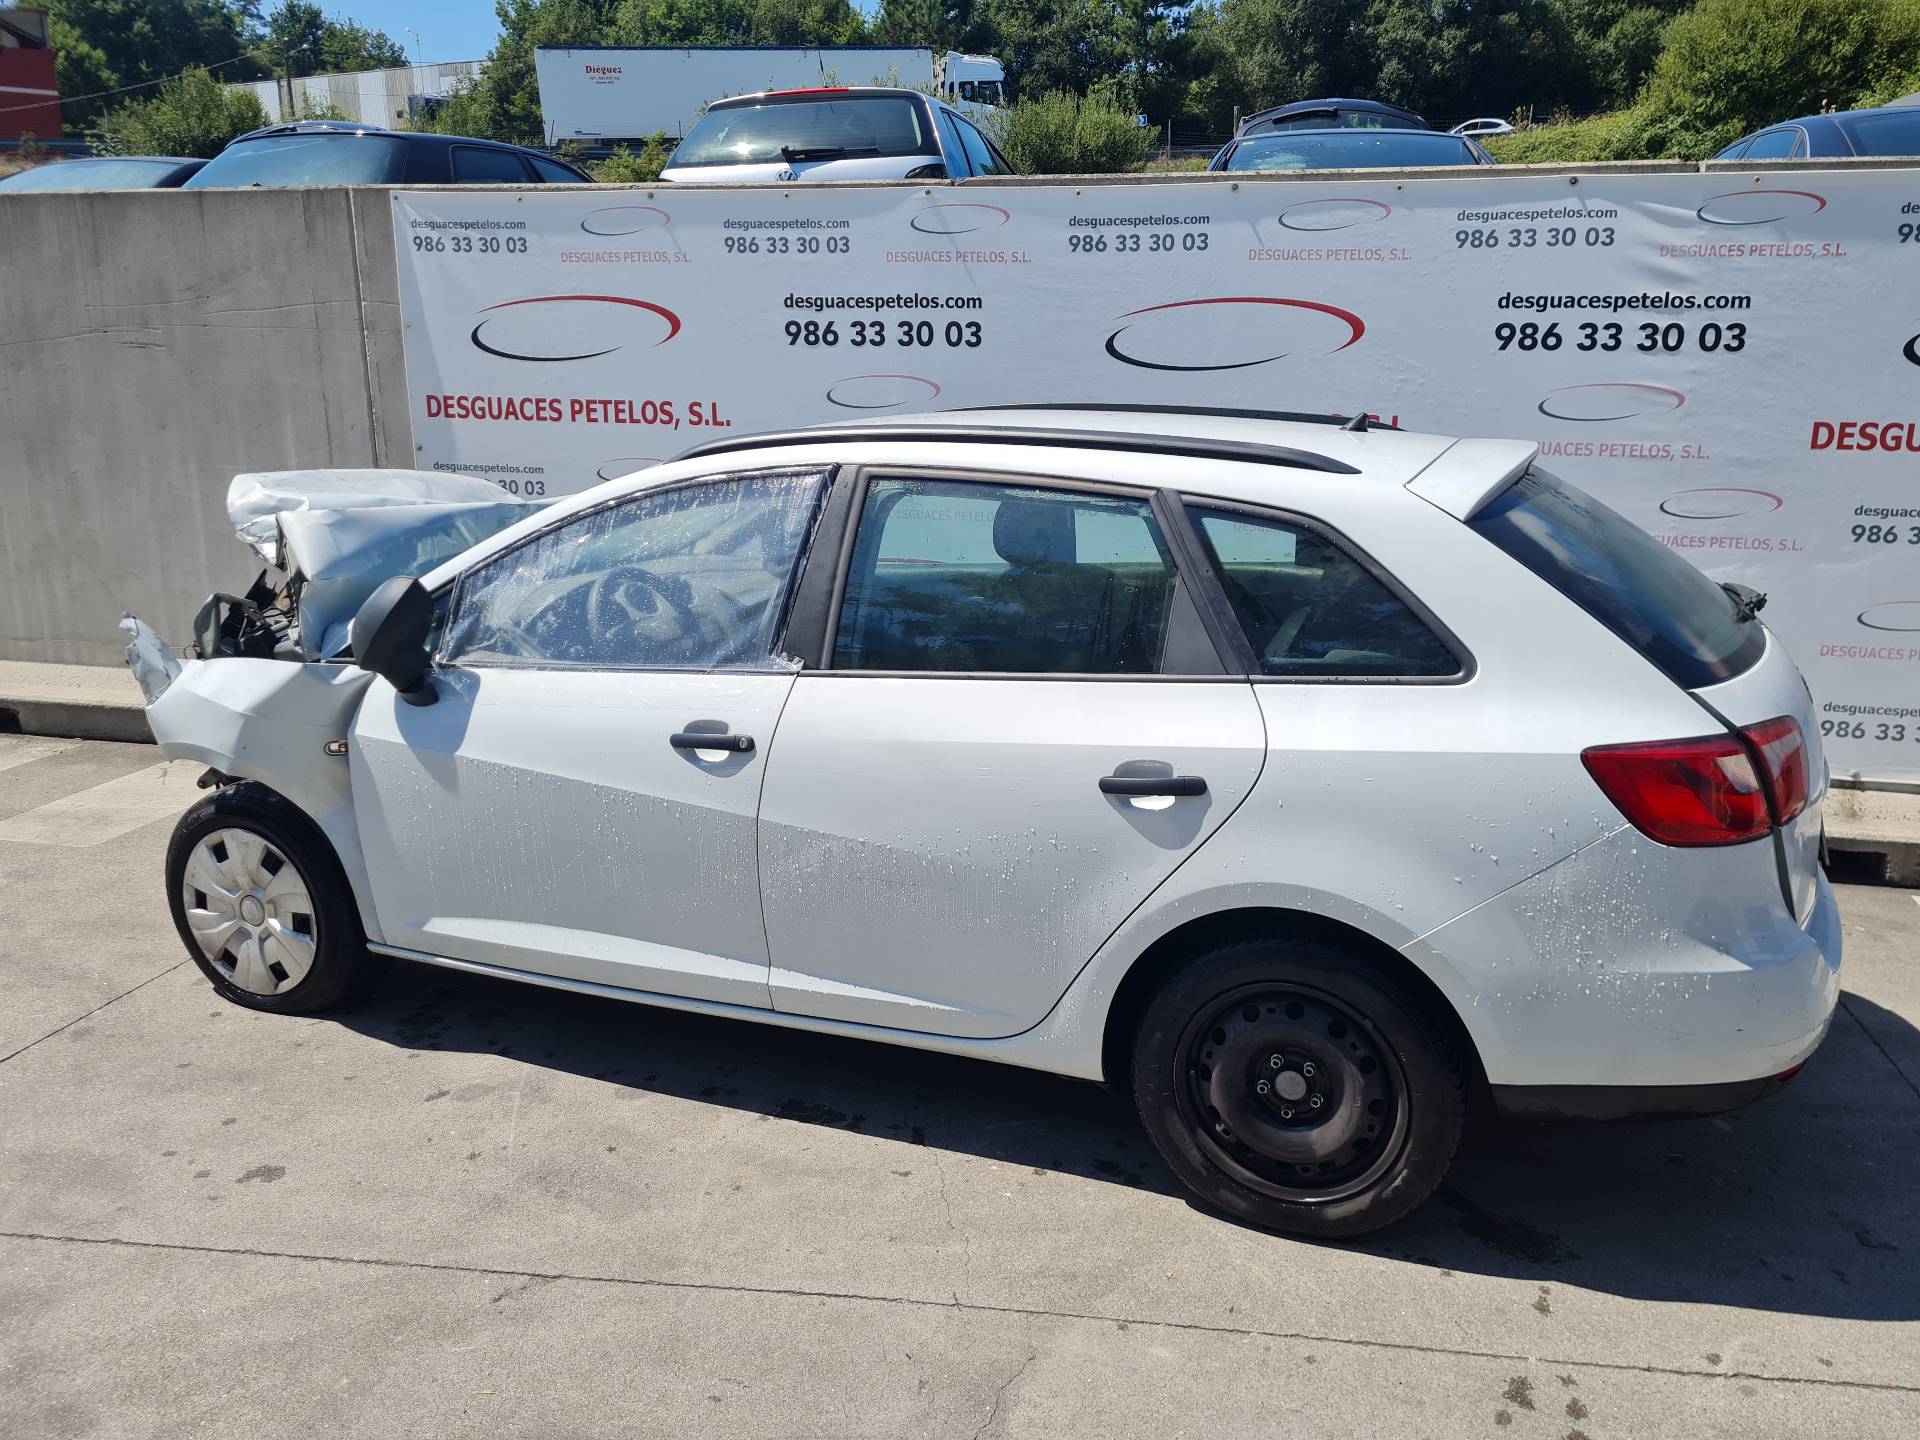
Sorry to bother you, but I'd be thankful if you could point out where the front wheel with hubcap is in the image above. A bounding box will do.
[1131,937,1466,1238]
[165,783,377,1014]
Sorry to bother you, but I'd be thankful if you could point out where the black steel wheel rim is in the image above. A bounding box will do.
[1174,982,1410,1203]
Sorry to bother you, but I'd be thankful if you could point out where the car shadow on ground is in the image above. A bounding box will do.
[339,963,1917,1322]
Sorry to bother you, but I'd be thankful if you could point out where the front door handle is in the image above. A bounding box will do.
[671,731,755,754]
[1099,774,1206,797]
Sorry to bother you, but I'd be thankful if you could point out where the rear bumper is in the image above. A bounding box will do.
[1405,831,1843,1091]
[1490,1032,1826,1120]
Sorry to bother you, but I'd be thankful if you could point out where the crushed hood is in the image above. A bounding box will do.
[226,470,541,660]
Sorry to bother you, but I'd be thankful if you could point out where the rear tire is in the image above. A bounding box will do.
[165,783,378,1014]
[1131,936,1465,1239]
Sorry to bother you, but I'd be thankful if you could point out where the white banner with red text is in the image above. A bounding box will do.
[391,172,1920,782]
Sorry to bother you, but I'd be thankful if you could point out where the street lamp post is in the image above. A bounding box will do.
[403,27,423,69]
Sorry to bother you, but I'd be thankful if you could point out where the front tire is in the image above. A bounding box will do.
[165,783,377,1014]
[1131,937,1466,1239]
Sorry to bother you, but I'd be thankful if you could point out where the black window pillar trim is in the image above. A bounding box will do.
[781,464,862,669]
[1151,490,1259,675]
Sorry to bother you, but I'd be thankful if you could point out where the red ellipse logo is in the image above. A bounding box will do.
[826,374,943,410]
[1276,198,1392,232]
[469,295,681,362]
[580,205,672,236]
[1695,190,1827,226]
[1536,382,1687,422]
[1104,296,1365,372]
[1658,487,1784,519]
[910,204,1012,235]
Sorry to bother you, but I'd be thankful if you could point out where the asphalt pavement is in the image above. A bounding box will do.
[2,735,1916,1438]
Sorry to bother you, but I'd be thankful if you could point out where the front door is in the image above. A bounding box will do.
[351,468,828,1006]
[757,473,1267,1038]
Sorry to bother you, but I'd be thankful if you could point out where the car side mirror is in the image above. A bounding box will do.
[350,576,438,707]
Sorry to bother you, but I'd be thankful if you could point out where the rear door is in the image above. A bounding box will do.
[756,470,1266,1038]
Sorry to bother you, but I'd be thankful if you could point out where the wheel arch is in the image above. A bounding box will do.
[1098,906,1488,1103]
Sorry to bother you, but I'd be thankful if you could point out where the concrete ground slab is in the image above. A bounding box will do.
[0,740,1916,1436]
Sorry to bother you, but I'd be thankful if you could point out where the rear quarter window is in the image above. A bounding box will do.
[1467,468,1765,688]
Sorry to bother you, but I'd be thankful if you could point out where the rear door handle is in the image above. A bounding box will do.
[670,731,754,753]
[1099,774,1206,797]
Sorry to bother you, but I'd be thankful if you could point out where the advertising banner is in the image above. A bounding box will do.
[391,172,1920,782]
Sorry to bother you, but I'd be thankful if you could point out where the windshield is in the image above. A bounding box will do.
[185,134,407,188]
[1838,110,1920,156]
[955,80,1002,105]
[669,96,934,167]
[0,159,186,191]
[1225,132,1476,171]
[1468,467,1766,688]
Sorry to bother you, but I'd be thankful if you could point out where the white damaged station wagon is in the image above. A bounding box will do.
[132,406,1840,1237]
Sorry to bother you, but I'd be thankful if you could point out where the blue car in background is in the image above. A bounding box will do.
[1714,105,1920,159]
[1209,128,1493,172]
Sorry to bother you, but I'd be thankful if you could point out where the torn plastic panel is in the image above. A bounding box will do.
[204,469,541,662]
[120,614,182,704]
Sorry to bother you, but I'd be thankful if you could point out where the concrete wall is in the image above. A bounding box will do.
[0,186,411,665]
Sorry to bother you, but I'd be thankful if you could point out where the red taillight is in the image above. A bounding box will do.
[1742,714,1808,823]
[1581,715,1808,846]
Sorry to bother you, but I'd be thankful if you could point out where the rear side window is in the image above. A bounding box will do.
[1468,468,1765,688]
[529,154,586,182]
[1739,128,1801,159]
[1192,508,1459,677]
[452,146,532,183]
[832,479,1178,674]
[670,97,935,167]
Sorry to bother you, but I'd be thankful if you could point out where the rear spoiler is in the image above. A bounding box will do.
[1405,438,1539,520]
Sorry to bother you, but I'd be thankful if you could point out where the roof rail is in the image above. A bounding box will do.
[955,402,1400,431]
[672,422,1360,475]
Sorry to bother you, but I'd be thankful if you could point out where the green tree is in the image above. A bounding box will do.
[264,1,406,74]
[1641,0,1920,151]
[41,0,265,129]
[96,65,270,155]
[983,85,1152,171]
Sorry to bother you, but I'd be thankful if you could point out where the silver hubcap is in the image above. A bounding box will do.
[181,827,317,995]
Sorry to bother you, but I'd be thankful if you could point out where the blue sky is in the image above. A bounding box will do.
[344,0,503,66]
[337,0,883,69]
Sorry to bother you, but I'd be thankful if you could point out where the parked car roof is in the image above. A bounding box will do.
[1714,105,1920,160]
[183,122,592,188]
[0,155,205,191]
[1208,129,1492,172]
[1236,98,1430,137]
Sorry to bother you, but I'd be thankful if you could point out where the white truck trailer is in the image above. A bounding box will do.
[532,45,1005,143]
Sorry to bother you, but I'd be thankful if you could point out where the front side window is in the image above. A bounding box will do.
[1192,508,1459,677]
[442,470,827,669]
[833,479,1177,674]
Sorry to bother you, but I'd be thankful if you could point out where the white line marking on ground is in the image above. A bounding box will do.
[0,735,83,773]
[0,761,201,848]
